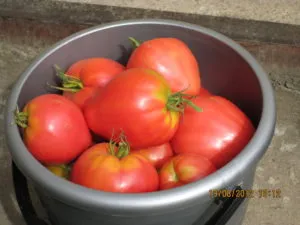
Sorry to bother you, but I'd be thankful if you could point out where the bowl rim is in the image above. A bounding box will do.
[5,18,276,214]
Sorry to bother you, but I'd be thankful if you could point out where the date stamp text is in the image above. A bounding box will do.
[209,189,281,199]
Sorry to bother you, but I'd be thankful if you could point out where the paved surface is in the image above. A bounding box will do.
[1,0,300,46]
[0,16,300,225]
[57,0,300,25]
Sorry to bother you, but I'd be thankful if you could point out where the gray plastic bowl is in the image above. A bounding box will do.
[5,19,276,225]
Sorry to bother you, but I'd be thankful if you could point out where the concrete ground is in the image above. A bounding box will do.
[58,0,300,25]
[0,1,300,225]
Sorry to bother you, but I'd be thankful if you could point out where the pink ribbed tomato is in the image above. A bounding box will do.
[171,95,255,168]
[84,68,200,149]
[127,37,201,95]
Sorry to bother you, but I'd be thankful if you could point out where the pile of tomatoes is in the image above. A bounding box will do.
[14,37,255,193]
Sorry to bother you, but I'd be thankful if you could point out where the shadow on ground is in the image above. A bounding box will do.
[0,86,27,225]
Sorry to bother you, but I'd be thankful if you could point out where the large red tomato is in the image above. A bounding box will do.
[159,153,216,190]
[127,37,201,95]
[54,58,125,109]
[84,68,200,149]
[132,143,174,169]
[171,95,255,168]
[15,94,92,164]
[71,142,159,193]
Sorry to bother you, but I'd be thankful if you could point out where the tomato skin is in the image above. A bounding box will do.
[63,58,125,109]
[63,87,98,110]
[65,59,87,78]
[66,58,125,83]
[84,68,180,149]
[199,88,211,97]
[127,38,201,95]
[171,95,255,168]
[46,164,70,179]
[71,143,159,193]
[132,143,174,169]
[20,94,92,164]
[159,153,216,190]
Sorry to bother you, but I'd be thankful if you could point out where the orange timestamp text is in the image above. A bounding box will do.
[209,188,281,199]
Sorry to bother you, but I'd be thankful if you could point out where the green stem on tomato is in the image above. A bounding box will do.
[107,141,129,158]
[108,131,130,158]
[115,132,130,159]
[116,141,130,159]
[46,164,71,179]
[108,139,117,156]
[166,90,202,113]
[14,106,28,128]
[128,37,142,49]
[62,164,71,173]
[171,162,179,182]
[50,64,84,93]
[46,83,80,93]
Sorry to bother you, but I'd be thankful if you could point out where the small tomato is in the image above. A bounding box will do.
[46,164,70,179]
[52,58,125,109]
[159,153,216,190]
[132,143,174,169]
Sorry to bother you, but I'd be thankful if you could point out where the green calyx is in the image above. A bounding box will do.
[128,37,142,49]
[116,141,130,159]
[108,133,130,159]
[57,164,71,173]
[14,106,28,128]
[46,164,72,180]
[166,90,202,113]
[171,162,179,182]
[48,65,84,93]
